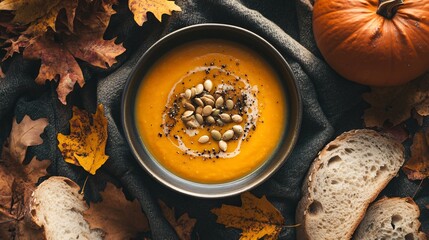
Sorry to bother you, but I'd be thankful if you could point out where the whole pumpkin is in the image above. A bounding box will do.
[313,0,429,86]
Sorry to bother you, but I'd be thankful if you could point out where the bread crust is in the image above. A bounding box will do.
[295,129,404,240]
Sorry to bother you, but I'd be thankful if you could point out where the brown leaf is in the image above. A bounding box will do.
[57,104,109,174]
[8,115,48,163]
[128,0,181,26]
[159,200,196,240]
[23,34,84,105]
[403,131,429,180]
[83,182,149,239]
[211,192,285,240]
[363,74,429,127]
[0,115,50,239]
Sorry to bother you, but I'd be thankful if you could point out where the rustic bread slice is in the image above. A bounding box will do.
[354,197,427,240]
[30,176,104,240]
[296,129,405,240]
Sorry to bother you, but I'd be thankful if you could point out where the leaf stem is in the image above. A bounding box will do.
[80,174,89,195]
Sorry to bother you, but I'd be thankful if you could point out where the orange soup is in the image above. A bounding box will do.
[135,39,286,183]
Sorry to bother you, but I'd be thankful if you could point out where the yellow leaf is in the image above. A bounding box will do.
[57,104,108,174]
[211,192,285,240]
[128,0,181,26]
[159,200,196,240]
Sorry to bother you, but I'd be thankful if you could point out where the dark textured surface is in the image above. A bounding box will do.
[0,0,427,239]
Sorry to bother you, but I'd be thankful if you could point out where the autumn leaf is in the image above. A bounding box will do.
[129,0,181,26]
[0,115,50,239]
[57,104,109,175]
[6,115,49,163]
[159,200,196,240]
[23,34,84,105]
[83,182,149,239]
[402,130,429,180]
[64,2,125,69]
[211,192,285,240]
[363,74,429,128]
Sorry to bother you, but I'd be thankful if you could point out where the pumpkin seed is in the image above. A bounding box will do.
[206,116,215,125]
[231,114,242,123]
[204,94,215,101]
[215,97,224,108]
[186,120,199,129]
[202,105,213,116]
[194,98,204,107]
[211,109,220,117]
[195,114,204,125]
[211,130,221,141]
[196,107,203,115]
[204,79,213,92]
[201,97,214,106]
[195,84,204,95]
[184,102,195,111]
[222,130,234,141]
[219,140,227,152]
[226,99,234,110]
[233,125,243,136]
[191,87,197,98]
[185,89,192,99]
[216,119,225,126]
[198,135,210,144]
[219,113,231,123]
[181,110,194,121]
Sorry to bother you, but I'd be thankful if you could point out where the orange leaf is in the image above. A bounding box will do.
[23,35,84,105]
[84,182,149,239]
[7,115,48,163]
[128,0,181,26]
[211,192,285,240]
[363,74,429,128]
[159,200,196,240]
[57,104,109,174]
[403,131,429,180]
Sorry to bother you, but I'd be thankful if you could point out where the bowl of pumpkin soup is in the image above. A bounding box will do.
[122,24,301,197]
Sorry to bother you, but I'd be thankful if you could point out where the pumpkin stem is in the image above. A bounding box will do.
[377,0,404,19]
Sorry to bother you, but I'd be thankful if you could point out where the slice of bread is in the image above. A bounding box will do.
[30,176,104,240]
[353,197,427,240]
[296,129,405,240]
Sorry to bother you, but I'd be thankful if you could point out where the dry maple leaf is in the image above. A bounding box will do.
[363,74,429,128]
[402,130,429,180]
[7,115,49,162]
[211,192,285,240]
[57,104,109,174]
[83,182,149,239]
[159,200,196,240]
[128,0,181,26]
[23,34,84,105]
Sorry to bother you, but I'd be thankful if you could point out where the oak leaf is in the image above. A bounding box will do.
[363,74,429,128]
[57,104,109,174]
[23,35,84,105]
[0,115,50,239]
[402,130,429,180]
[7,115,49,162]
[159,200,196,240]
[83,182,149,239]
[211,192,285,240]
[128,0,181,26]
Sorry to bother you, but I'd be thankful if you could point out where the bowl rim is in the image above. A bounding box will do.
[121,23,302,198]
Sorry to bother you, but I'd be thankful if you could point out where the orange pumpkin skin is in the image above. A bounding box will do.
[313,0,429,86]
